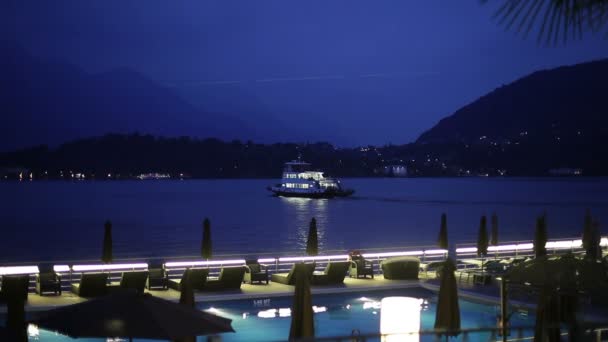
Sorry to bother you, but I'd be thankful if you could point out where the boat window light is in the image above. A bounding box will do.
[53,265,71,272]
[279,255,348,262]
[0,265,39,275]
[72,263,148,272]
[165,259,245,268]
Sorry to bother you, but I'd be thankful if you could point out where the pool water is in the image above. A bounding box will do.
[25,288,535,341]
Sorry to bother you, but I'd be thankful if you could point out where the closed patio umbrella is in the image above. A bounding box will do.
[5,299,27,342]
[438,213,448,250]
[102,220,113,263]
[490,213,498,247]
[289,263,315,340]
[175,269,196,342]
[306,217,319,256]
[534,215,547,258]
[201,218,212,260]
[30,291,234,340]
[434,258,460,337]
[534,287,561,342]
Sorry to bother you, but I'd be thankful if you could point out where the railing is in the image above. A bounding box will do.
[293,324,608,342]
[454,236,608,269]
[0,236,606,293]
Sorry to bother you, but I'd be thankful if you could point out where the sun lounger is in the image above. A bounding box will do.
[36,264,62,296]
[110,271,149,294]
[71,273,108,297]
[312,261,351,285]
[349,255,374,279]
[147,261,168,290]
[201,266,246,291]
[168,268,209,292]
[243,259,269,284]
[271,262,316,285]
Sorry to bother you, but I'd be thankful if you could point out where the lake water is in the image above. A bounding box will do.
[1,178,607,263]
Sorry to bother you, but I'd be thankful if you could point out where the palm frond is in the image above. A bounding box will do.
[482,0,608,44]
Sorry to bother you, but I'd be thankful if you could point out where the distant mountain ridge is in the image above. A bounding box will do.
[417,59,608,144]
[0,42,258,151]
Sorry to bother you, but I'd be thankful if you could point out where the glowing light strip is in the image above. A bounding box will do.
[424,249,448,255]
[53,265,70,272]
[455,247,477,254]
[363,250,423,258]
[279,254,348,262]
[72,263,148,272]
[165,259,245,268]
[257,258,276,263]
[602,238,608,247]
[546,240,582,249]
[0,266,38,275]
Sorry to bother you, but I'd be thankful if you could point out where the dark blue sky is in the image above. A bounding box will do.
[4,1,608,146]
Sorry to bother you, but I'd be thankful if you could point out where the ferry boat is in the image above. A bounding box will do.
[267,160,354,198]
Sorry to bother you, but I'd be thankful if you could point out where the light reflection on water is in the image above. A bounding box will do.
[1,178,607,262]
[280,197,328,251]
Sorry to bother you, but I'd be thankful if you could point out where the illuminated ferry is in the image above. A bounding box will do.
[267,160,354,198]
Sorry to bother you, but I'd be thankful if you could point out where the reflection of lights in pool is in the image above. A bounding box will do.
[278,308,291,317]
[258,309,278,318]
[346,304,351,309]
[313,306,327,313]
[380,297,422,342]
[27,324,39,338]
[363,301,381,310]
[242,312,249,319]
[207,307,220,313]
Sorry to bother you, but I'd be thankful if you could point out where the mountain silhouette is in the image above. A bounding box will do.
[417,59,608,145]
[0,42,259,151]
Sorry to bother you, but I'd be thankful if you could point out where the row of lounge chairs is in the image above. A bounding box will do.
[0,256,382,300]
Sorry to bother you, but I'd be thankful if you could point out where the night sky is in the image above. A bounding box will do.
[3,1,608,146]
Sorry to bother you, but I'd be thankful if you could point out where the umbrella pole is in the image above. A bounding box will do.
[500,277,508,342]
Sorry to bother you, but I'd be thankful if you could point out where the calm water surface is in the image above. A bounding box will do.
[1,178,607,262]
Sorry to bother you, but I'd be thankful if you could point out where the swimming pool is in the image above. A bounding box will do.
[24,287,535,341]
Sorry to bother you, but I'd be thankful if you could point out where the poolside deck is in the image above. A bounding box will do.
[2,275,421,314]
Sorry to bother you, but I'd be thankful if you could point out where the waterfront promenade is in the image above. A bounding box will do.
[1,235,606,314]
